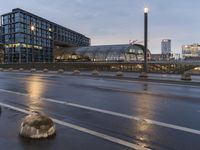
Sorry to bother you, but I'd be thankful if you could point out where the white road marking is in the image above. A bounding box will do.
[0,88,200,136]
[0,102,151,150]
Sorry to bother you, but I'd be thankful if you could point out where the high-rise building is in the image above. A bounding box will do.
[182,44,200,60]
[161,39,171,54]
[1,8,90,63]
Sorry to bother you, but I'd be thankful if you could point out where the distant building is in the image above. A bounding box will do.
[151,54,162,61]
[161,39,171,60]
[182,44,200,60]
[0,26,3,63]
[1,8,90,63]
[0,26,2,43]
[161,39,171,54]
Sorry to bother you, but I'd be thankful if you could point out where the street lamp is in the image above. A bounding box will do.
[31,25,35,32]
[144,7,148,74]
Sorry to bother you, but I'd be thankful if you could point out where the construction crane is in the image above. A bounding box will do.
[129,40,144,45]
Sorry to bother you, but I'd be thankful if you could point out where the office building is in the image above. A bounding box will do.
[182,44,200,60]
[1,8,90,63]
[161,39,171,54]
[0,26,3,63]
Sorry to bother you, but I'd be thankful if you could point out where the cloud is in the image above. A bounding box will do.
[1,0,200,53]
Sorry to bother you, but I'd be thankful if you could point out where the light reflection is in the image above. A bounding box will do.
[26,75,46,111]
[133,87,156,149]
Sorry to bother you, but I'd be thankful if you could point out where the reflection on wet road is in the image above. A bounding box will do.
[0,72,200,150]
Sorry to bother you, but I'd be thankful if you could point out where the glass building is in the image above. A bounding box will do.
[1,8,90,63]
[54,44,151,62]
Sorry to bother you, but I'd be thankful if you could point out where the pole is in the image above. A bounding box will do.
[144,8,148,73]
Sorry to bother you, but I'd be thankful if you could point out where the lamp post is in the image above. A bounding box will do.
[144,7,148,74]
[31,25,35,64]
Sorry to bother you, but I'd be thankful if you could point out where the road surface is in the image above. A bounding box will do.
[0,72,200,150]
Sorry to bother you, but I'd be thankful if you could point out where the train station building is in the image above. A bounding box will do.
[1,8,90,63]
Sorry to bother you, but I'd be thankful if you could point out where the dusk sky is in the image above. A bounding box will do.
[1,0,200,54]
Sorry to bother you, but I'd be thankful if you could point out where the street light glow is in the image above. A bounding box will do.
[144,7,149,13]
[31,25,35,31]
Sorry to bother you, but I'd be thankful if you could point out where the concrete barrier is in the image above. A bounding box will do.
[73,70,80,75]
[19,68,24,72]
[57,69,64,74]
[139,72,148,78]
[43,68,49,73]
[181,73,192,81]
[30,69,36,73]
[19,112,56,139]
[92,70,100,76]
[116,71,123,77]
[8,68,13,71]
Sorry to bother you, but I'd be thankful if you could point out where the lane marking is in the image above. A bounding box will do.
[0,102,151,150]
[0,89,200,136]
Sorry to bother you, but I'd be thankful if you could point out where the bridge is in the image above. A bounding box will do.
[0,61,200,74]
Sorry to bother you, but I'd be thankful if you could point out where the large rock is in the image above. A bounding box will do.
[19,113,56,139]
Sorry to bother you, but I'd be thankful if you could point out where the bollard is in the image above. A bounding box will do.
[116,71,123,77]
[30,69,36,73]
[8,68,13,72]
[92,70,99,76]
[181,73,192,81]
[139,72,148,78]
[73,70,80,75]
[19,68,24,72]
[43,68,49,73]
[57,69,64,74]
[19,112,56,139]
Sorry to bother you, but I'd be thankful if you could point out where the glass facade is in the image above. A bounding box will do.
[1,8,90,63]
[54,44,151,62]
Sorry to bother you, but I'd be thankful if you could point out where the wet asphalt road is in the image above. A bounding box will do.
[0,72,200,150]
